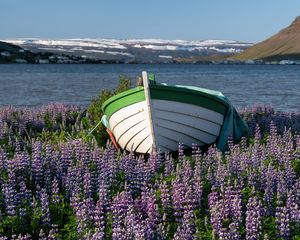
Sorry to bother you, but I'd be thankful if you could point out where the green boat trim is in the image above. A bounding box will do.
[102,84,229,119]
[150,85,228,115]
[101,86,145,119]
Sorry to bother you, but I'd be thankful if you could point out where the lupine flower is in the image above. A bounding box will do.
[0,104,299,239]
[51,177,60,205]
[246,196,262,240]
[276,206,290,239]
[40,188,51,226]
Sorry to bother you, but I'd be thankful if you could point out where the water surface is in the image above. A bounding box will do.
[0,64,299,111]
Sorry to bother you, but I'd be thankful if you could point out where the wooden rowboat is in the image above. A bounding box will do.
[101,71,248,153]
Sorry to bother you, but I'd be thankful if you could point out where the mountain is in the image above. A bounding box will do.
[0,41,22,53]
[233,16,300,61]
[3,38,252,63]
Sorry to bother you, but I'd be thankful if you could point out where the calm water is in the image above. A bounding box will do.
[0,64,299,112]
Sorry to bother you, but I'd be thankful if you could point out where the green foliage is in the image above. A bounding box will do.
[87,75,131,146]
[44,113,53,130]
[292,158,300,177]
[56,205,79,240]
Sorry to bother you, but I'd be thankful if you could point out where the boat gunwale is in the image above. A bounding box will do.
[102,84,229,119]
[101,87,145,119]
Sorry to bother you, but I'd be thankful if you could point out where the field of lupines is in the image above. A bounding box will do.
[0,102,300,240]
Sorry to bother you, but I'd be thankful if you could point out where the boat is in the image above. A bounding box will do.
[101,71,248,154]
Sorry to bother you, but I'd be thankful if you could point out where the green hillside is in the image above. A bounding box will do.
[233,16,300,61]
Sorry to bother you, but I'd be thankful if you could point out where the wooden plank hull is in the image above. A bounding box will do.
[109,99,224,153]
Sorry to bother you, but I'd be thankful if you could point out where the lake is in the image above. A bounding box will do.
[0,64,299,112]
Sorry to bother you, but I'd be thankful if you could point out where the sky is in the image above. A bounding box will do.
[1,0,300,43]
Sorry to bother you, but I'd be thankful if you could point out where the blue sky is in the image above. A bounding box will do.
[1,0,300,43]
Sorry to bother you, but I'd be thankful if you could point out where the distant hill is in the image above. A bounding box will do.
[0,41,22,53]
[2,38,252,63]
[233,16,300,61]
[0,41,73,64]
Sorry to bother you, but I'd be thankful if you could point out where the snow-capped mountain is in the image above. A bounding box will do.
[4,38,252,63]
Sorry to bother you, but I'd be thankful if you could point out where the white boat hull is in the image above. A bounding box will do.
[109,99,224,153]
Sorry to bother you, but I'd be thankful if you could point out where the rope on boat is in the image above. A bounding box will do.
[88,120,102,136]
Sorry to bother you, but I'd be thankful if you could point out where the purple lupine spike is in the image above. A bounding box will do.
[218,227,230,240]
[43,169,52,193]
[208,185,219,209]
[294,177,300,208]
[40,188,51,226]
[85,194,95,224]
[263,164,276,215]
[209,184,243,239]
[18,179,31,204]
[246,196,262,240]
[232,191,242,224]
[160,181,171,211]
[277,173,288,201]
[221,185,231,221]
[164,153,174,176]
[121,153,137,195]
[145,192,159,239]
[282,128,294,159]
[75,200,89,235]
[284,160,296,189]
[22,234,32,240]
[131,209,147,240]
[286,190,300,222]
[93,199,105,238]
[215,160,228,187]
[44,144,53,168]
[105,148,118,187]
[92,229,105,240]
[206,166,215,185]
[174,209,195,240]
[178,142,184,161]
[182,159,193,185]
[0,148,7,171]
[70,184,91,236]
[275,206,290,239]
[157,213,167,239]
[229,221,241,240]
[172,177,186,223]
[193,159,203,207]
[47,224,58,240]
[31,141,43,186]
[3,182,17,216]
[139,185,152,214]
[131,158,144,196]
[124,204,137,239]
[191,143,198,157]
[266,121,280,158]
[19,152,31,172]
[111,191,132,240]
[38,229,46,240]
[51,177,60,205]
[35,184,42,202]
[254,124,261,145]
[184,184,197,212]
[149,152,160,174]
[60,143,73,173]
[83,171,92,199]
